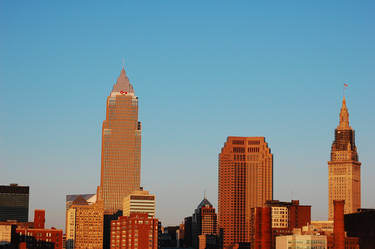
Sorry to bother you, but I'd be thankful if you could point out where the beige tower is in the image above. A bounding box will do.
[98,68,142,213]
[328,96,361,220]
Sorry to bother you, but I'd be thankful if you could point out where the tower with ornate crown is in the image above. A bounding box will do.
[98,68,142,214]
[328,96,361,220]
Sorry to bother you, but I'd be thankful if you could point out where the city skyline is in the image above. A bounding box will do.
[1,1,375,230]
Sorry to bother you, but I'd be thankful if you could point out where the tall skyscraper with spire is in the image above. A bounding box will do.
[328,96,361,220]
[98,68,141,213]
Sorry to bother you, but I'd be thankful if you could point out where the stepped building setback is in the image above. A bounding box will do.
[218,136,273,248]
[328,96,361,220]
[98,67,142,214]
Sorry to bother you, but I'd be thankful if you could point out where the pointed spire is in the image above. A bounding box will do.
[338,96,350,130]
[112,67,134,94]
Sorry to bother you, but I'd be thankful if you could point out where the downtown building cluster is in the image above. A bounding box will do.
[1,68,375,249]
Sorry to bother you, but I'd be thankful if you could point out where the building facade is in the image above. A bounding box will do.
[218,137,273,247]
[65,194,96,237]
[275,234,327,249]
[16,209,63,249]
[328,97,361,220]
[249,200,311,249]
[66,196,104,249]
[110,213,158,249]
[98,67,142,214]
[192,198,218,248]
[201,205,217,236]
[0,184,29,222]
[123,188,155,218]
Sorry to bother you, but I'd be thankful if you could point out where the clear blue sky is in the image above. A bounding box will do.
[1,1,374,229]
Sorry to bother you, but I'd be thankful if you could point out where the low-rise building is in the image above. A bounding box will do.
[110,212,158,249]
[122,188,155,218]
[276,233,327,249]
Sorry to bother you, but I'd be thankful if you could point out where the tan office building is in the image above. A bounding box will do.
[328,97,361,220]
[276,233,327,249]
[66,196,104,249]
[98,67,142,213]
[122,188,155,218]
[218,136,273,247]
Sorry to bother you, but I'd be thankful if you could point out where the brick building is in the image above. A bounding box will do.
[16,209,63,249]
[250,200,311,249]
[110,213,158,249]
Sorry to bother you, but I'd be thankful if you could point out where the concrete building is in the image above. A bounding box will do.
[98,67,142,214]
[66,196,104,249]
[0,184,29,222]
[110,213,158,249]
[218,137,273,247]
[304,221,333,233]
[328,96,361,220]
[276,233,327,249]
[65,194,96,236]
[122,188,155,218]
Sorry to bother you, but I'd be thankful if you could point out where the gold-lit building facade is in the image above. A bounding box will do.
[328,97,361,220]
[123,188,155,218]
[98,68,142,213]
[66,196,104,249]
[218,136,273,247]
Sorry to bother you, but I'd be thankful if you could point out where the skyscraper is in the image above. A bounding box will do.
[191,198,217,248]
[328,96,361,220]
[218,136,273,247]
[98,68,142,214]
[0,184,29,222]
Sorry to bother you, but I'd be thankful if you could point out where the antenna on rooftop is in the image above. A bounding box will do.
[122,58,125,68]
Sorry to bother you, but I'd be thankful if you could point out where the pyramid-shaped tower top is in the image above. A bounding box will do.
[112,67,134,94]
[197,197,213,209]
[337,96,350,130]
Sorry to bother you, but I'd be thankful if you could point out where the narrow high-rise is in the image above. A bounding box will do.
[98,68,142,213]
[0,184,29,222]
[218,136,273,247]
[328,96,361,220]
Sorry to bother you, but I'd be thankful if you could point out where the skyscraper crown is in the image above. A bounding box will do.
[112,67,134,94]
[337,96,350,130]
